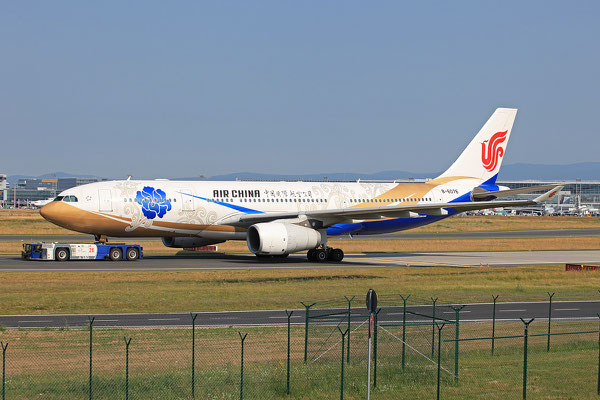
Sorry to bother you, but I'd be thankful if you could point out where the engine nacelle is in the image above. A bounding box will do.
[247,222,323,255]
[162,237,223,248]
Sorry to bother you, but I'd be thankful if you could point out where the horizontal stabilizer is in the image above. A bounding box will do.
[471,184,561,201]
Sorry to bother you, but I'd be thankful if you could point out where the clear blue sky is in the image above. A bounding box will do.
[2,1,598,179]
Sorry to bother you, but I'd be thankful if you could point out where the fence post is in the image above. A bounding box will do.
[400,294,410,369]
[547,292,555,352]
[492,295,499,355]
[436,324,445,400]
[285,310,293,395]
[1,342,7,400]
[239,332,248,400]
[520,318,534,400]
[124,337,132,400]
[191,313,198,398]
[374,308,381,388]
[88,316,95,400]
[344,296,355,363]
[301,302,316,363]
[449,305,465,381]
[338,328,348,400]
[597,313,600,395]
[431,297,438,357]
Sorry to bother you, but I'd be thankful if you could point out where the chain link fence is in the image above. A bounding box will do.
[1,294,600,399]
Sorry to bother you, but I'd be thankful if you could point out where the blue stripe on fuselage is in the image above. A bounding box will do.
[179,192,264,214]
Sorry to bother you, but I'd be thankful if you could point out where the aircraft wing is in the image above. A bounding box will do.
[223,186,563,227]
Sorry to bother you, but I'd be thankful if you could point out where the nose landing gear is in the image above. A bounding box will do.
[307,247,344,262]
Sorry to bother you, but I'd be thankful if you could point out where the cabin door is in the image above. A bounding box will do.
[98,189,113,212]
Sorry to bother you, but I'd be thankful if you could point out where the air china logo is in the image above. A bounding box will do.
[135,186,172,220]
[481,130,508,172]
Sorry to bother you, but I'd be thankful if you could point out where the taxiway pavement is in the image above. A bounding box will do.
[0,250,599,272]
[0,300,598,329]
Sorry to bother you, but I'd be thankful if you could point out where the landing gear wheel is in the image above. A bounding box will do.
[55,248,69,261]
[307,249,316,261]
[315,249,328,262]
[109,247,123,261]
[126,247,139,261]
[330,248,344,262]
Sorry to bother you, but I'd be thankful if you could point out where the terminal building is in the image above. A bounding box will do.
[498,180,600,207]
[0,176,106,208]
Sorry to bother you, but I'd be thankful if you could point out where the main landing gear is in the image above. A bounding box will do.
[307,247,344,262]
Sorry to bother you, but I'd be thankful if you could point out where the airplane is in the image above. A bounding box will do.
[30,197,54,208]
[40,108,562,262]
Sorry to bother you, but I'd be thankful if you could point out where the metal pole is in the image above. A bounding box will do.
[367,313,372,400]
[286,310,293,395]
[345,296,355,364]
[338,328,347,400]
[191,313,198,398]
[492,295,499,355]
[431,297,438,357]
[449,305,465,381]
[1,342,7,400]
[124,337,132,400]
[436,324,445,400]
[239,332,248,400]
[520,318,534,400]
[88,316,95,400]
[597,313,600,395]
[301,302,316,363]
[547,292,555,352]
[374,308,380,388]
[400,294,410,369]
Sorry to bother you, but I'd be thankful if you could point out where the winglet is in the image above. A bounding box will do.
[533,186,563,203]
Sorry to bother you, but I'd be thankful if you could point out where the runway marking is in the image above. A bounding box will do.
[17,320,52,323]
[96,319,119,322]
[499,309,527,312]
[555,308,579,311]
[443,311,471,314]
[148,318,180,321]
[356,257,467,268]
[268,316,303,319]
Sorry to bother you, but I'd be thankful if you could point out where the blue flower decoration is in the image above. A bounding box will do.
[135,186,172,219]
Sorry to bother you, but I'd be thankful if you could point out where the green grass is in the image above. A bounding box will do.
[1,265,600,315]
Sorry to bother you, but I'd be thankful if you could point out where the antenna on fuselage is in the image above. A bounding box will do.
[127,175,132,181]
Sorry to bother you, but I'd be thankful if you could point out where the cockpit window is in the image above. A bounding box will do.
[53,196,64,202]
[62,196,78,202]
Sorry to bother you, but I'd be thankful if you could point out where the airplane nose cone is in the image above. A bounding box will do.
[40,201,58,223]
[40,201,70,227]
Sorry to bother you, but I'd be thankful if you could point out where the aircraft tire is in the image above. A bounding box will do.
[331,248,344,262]
[315,249,328,262]
[307,249,316,261]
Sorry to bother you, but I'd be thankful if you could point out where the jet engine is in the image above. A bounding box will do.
[162,237,224,248]
[247,222,323,255]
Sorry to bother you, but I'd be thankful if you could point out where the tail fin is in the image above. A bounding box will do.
[436,108,517,184]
